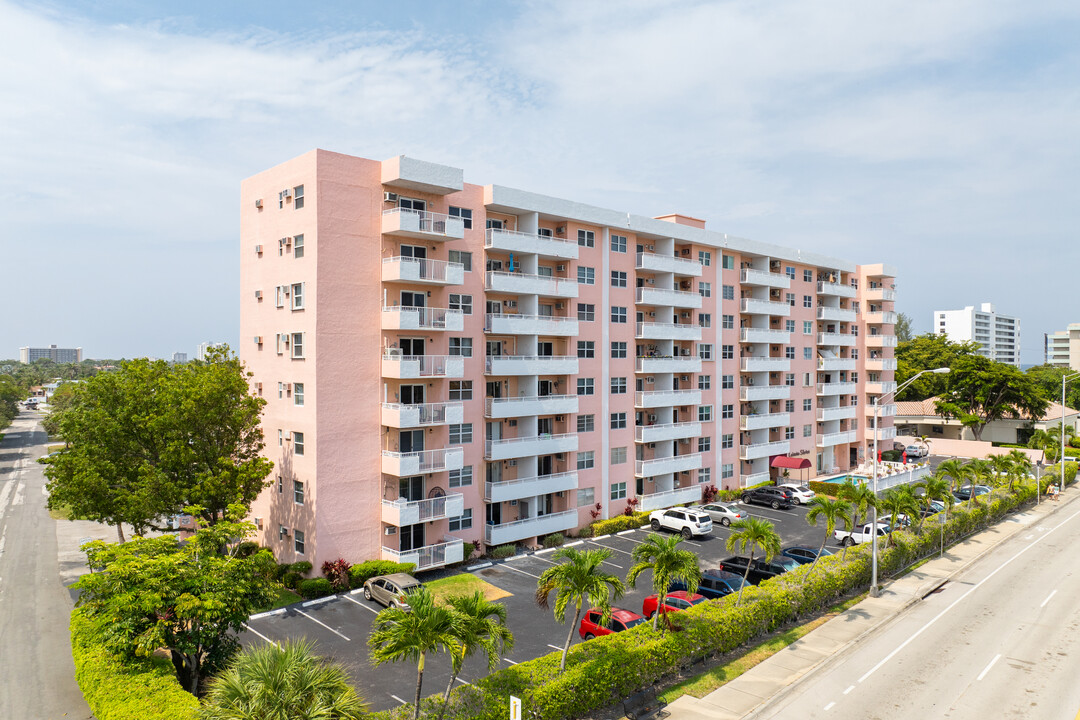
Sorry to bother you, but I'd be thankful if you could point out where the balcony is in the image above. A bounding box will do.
[817,406,857,422]
[817,307,857,323]
[635,252,703,277]
[485,314,578,336]
[485,271,578,299]
[817,381,857,397]
[637,484,704,511]
[740,471,771,488]
[381,402,465,428]
[740,385,791,402]
[382,353,465,379]
[636,356,703,374]
[382,306,465,332]
[740,328,791,344]
[382,208,465,241]
[485,394,578,419]
[485,510,578,546]
[865,381,898,395]
[740,268,791,288]
[635,322,702,342]
[381,447,465,476]
[381,493,465,527]
[485,228,578,260]
[636,421,702,444]
[739,441,791,461]
[485,471,578,503]
[865,403,897,417]
[485,433,578,461]
[817,431,857,448]
[381,538,464,572]
[635,389,703,409]
[817,281,856,298]
[863,357,897,372]
[635,287,703,309]
[741,298,791,316]
[740,412,790,431]
[876,426,898,440]
[381,257,464,286]
[486,355,578,376]
[817,357,856,371]
[635,453,703,478]
[865,287,896,302]
[865,311,898,325]
[865,335,898,348]
[817,332,856,346]
[740,357,791,373]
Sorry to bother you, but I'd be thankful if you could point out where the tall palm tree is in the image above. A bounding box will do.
[725,518,781,606]
[878,487,920,547]
[202,638,366,720]
[369,587,456,720]
[804,497,851,580]
[1006,449,1033,492]
[1028,429,1057,464]
[987,454,1014,490]
[838,479,877,531]
[935,458,968,505]
[918,474,955,556]
[437,592,514,720]
[626,533,701,631]
[535,547,625,671]
[966,459,993,507]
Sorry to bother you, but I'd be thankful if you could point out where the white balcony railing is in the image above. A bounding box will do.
[817,281,857,298]
[485,228,578,260]
[635,453,703,478]
[866,403,897,417]
[865,335,898,347]
[740,412,791,431]
[635,389,703,409]
[817,357,856,371]
[382,306,465,331]
[740,328,791,344]
[485,510,578,545]
[636,356,703,374]
[635,252,704,277]
[381,256,465,286]
[485,433,578,461]
[485,271,578,298]
[740,268,791,288]
[382,208,466,240]
[865,381,898,395]
[740,357,791,373]
[485,355,578,376]
[817,381,858,396]
[485,394,578,418]
[635,322,702,342]
[876,426,898,440]
[865,287,896,302]
[817,332,857,347]
[485,472,579,503]
[635,287,703,309]
[381,402,464,428]
[381,538,464,571]
[636,485,704,511]
[381,447,465,476]
[864,357,898,372]
[382,353,465,379]
[741,298,791,316]
[817,431,857,448]
[485,313,579,336]
[739,441,791,461]
[817,406,857,422]
[636,421,702,443]
[865,311,898,325]
[740,385,791,402]
[817,307,858,323]
[740,471,772,488]
[381,493,465,526]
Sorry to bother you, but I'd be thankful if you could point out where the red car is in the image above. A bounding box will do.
[578,607,647,640]
[641,591,706,619]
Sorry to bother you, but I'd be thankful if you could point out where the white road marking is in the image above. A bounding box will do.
[501,563,540,579]
[241,623,280,648]
[565,540,584,547]
[547,644,562,651]
[976,654,1001,681]
[1040,589,1057,608]
[342,594,379,614]
[824,701,836,711]
[455,678,472,686]
[617,530,637,536]
[12,482,24,506]
[296,610,351,641]
[585,541,634,556]
[391,695,408,705]
[303,596,337,607]
[531,555,557,565]
[843,685,855,695]
[503,657,518,665]
[602,560,624,569]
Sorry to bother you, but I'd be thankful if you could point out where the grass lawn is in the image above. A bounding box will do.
[46,443,66,453]
[425,573,512,604]
[48,503,74,521]
[259,584,303,612]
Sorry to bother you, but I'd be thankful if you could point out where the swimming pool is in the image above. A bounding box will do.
[820,474,870,485]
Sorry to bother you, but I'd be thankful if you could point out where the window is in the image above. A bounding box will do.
[721,404,734,419]
[577,488,596,507]
[448,249,472,271]
[611,481,628,500]
[577,341,595,358]
[786,292,796,306]
[275,285,286,307]
[611,446,627,465]
[722,285,735,300]
[611,412,627,429]
[699,281,712,297]
[294,529,305,554]
[577,451,595,470]
[611,377,627,394]
[721,344,734,359]
[804,269,813,282]
[785,427,795,440]
[804,347,813,359]
[277,475,283,492]
[577,266,595,285]
[449,509,473,531]
[699,405,713,422]
[611,271,627,288]
[804,372,813,386]
[449,294,473,314]
[803,398,813,411]
[611,234,627,253]
[611,306,627,323]
[804,295,813,308]
[577,378,594,396]
[293,185,305,210]
[278,430,283,447]
[699,375,712,390]
[449,466,473,487]
[785,319,796,332]
[294,382,304,406]
[611,341,627,358]
[698,437,711,453]
[294,480,304,505]
[577,414,595,432]
[448,206,473,229]
[449,423,473,443]
[449,381,473,400]
[804,424,813,437]
[698,344,713,360]
[698,313,711,328]
[785,399,795,412]
[785,347,796,359]
[722,464,734,479]
[449,338,472,357]
[804,321,814,334]
[699,467,712,484]
[721,375,734,389]
[722,254,735,270]
[291,332,305,359]
[721,433,734,449]
[851,372,858,384]
[851,349,859,359]
[291,283,305,310]
[699,251,712,266]
[293,234,304,259]
[293,431,305,455]
[785,373,795,386]
[577,303,595,321]
[722,314,734,329]
[577,229,595,247]
[785,266,796,279]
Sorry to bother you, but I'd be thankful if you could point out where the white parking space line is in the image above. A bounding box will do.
[391,695,408,705]
[1040,589,1057,608]
[602,560,624,569]
[242,623,280,648]
[531,555,557,565]
[455,678,472,686]
[585,541,635,556]
[976,654,1001,681]
[843,684,855,695]
[503,657,518,665]
[501,563,541,579]
[343,594,380,614]
[296,609,351,641]
[824,701,836,711]
[547,644,562,651]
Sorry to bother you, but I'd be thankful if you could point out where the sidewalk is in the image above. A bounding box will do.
[665,487,1075,719]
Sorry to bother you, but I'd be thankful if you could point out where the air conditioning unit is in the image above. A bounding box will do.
[282,285,290,295]
[681,281,692,289]
[681,349,691,356]
[648,414,657,422]
[556,265,566,272]
[508,459,518,467]
[510,499,518,506]
[555,303,564,309]
[681,248,692,256]
[383,191,398,202]
[681,312,691,318]
[648,311,656,317]
[504,300,517,308]
[282,188,293,198]
[384,527,397,535]
[555,416,564,422]
[255,245,263,254]
[556,491,565,498]
[254,199,263,209]
[648,443,656,449]
[555,453,565,461]
[556,226,566,235]
[255,290,263,300]
[680,375,690,382]
[279,527,290,538]
[254,336,262,344]
[646,376,655,383]
[647,244,655,251]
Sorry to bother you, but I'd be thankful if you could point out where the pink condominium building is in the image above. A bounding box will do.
[240,150,897,571]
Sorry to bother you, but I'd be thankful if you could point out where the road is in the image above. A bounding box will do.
[754,500,1080,719]
[0,410,93,720]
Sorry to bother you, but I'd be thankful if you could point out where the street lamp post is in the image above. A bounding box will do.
[1061,372,1080,497]
[870,366,950,598]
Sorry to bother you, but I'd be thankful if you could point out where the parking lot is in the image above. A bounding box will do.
[243,502,821,711]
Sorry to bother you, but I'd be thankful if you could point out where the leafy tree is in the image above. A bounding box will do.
[74,509,277,695]
[534,547,625,671]
[878,488,920,546]
[369,587,456,720]
[437,592,514,720]
[1006,449,1033,492]
[934,355,1048,442]
[895,334,979,400]
[894,312,913,343]
[1028,429,1058,463]
[625,533,701,632]
[0,375,21,431]
[725,518,781,606]
[804,497,851,580]
[1025,364,1080,409]
[40,381,77,436]
[201,639,367,719]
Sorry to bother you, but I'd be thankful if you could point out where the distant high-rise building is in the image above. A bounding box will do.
[1045,324,1080,370]
[19,345,83,364]
[932,303,1021,366]
[196,342,225,361]
[172,352,189,364]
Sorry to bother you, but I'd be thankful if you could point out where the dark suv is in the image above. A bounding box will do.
[741,486,793,510]
[718,555,800,584]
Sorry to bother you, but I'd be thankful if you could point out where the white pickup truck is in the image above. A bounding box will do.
[834,522,890,547]
[649,508,713,539]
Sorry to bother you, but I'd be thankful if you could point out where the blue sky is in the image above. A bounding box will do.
[3,0,1078,363]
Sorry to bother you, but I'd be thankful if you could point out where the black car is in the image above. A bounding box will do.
[953,485,991,501]
[780,545,834,565]
[718,555,800,584]
[741,487,794,510]
[670,568,749,599]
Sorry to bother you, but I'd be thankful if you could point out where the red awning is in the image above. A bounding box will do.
[770,456,812,470]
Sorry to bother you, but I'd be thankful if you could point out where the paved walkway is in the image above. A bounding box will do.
[666,486,1076,719]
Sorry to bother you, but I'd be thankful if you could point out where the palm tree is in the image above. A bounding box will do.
[437,592,514,720]
[369,587,456,720]
[1028,429,1057,464]
[804,497,851,580]
[535,547,625,672]
[725,518,782,606]
[1006,449,1033,492]
[987,454,1014,490]
[878,487,920,547]
[626,533,701,631]
[838,479,877,531]
[935,458,968,506]
[919,475,954,519]
[202,638,366,720]
[966,459,993,507]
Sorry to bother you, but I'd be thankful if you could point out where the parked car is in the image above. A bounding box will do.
[642,590,706,619]
[649,508,713,539]
[834,522,889,547]
[718,555,800,584]
[671,568,749,599]
[362,573,423,609]
[579,607,647,640]
[694,502,747,526]
[920,499,947,517]
[741,487,794,510]
[781,545,834,565]
[905,444,929,459]
[953,485,992,501]
[777,484,816,505]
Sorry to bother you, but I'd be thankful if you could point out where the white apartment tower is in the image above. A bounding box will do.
[933,303,1021,366]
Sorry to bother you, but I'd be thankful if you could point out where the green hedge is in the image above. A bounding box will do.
[70,607,199,720]
[580,511,651,537]
[299,578,334,599]
[808,480,842,497]
[348,560,417,589]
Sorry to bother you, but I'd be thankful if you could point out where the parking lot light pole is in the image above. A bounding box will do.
[1061,373,1080,498]
[871,367,950,598]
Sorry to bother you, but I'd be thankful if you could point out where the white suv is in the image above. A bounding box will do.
[778,484,816,505]
[649,508,713,539]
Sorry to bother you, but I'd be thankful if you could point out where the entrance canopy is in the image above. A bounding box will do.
[770,455,812,470]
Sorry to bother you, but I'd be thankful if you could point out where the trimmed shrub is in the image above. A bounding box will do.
[348,560,417,589]
[881,450,902,462]
[234,541,263,559]
[808,480,841,497]
[541,533,565,549]
[282,571,301,590]
[461,542,477,563]
[70,607,199,720]
[489,544,516,559]
[299,578,334,599]
[290,560,313,576]
[581,511,651,537]
[321,558,352,591]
